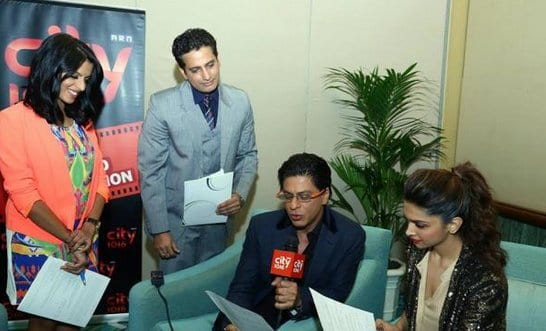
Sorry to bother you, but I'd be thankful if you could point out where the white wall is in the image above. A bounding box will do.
[457,0,546,212]
[58,0,449,278]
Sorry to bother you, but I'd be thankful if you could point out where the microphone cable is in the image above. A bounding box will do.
[151,270,175,331]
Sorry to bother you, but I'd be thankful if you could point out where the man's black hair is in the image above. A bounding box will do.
[171,28,218,69]
[277,153,331,192]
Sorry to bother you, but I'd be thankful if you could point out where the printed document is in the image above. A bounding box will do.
[206,290,273,331]
[183,169,233,225]
[18,256,110,327]
[310,288,376,331]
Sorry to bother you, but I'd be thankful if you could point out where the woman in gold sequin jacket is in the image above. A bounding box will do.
[376,162,507,331]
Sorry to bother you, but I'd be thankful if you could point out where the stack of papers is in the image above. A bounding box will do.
[18,257,110,327]
[206,291,273,331]
[310,288,376,331]
[183,169,233,225]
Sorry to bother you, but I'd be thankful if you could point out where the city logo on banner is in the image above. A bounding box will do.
[106,226,138,249]
[99,261,117,278]
[4,25,131,107]
[106,292,128,314]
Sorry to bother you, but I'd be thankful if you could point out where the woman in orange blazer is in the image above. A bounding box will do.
[0,33,109,331]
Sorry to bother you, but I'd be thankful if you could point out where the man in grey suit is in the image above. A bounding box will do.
[138,28,258,274]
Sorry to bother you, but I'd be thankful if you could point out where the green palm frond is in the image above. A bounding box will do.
[324,63,444,243]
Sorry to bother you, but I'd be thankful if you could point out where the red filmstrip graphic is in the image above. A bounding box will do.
[97,122,142,200]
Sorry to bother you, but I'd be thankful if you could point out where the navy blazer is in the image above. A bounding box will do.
[215,206,365,329]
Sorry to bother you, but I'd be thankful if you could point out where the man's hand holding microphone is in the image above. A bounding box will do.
[270,235,305,327]
[271,276,301,310]
[224,235,306,331]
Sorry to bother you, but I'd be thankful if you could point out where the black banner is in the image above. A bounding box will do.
[0,0,145,320]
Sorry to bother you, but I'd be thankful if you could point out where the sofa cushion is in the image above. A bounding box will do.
[0,304,7,331]
[153,312,217,331]
[506,277,546,331]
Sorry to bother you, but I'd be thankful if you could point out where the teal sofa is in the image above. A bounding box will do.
[128,224,392,331]
[0,304,7,331]
[502,241,546,331]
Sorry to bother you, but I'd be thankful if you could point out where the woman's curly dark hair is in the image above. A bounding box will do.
[23,33,104,125]
[404,161,506,280]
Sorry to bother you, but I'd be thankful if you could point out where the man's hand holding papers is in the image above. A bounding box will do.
[183,169,234,225]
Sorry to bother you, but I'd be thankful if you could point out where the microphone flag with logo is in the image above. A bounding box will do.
[270,235,305,280]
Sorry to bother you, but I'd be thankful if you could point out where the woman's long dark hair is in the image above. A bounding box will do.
[404,162,506,280]
[23,33,104,125]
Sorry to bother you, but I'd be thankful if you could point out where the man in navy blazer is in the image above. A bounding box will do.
[138,28,258,274]
[214,153,365,330]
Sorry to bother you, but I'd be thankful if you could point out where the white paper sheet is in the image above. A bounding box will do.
[17,256,110,327]
[206,290,273,331]
[310,288,376,331]
[183,169,233,225]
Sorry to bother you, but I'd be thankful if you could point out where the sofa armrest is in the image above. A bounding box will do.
[346,259,386,317]
[153,312,321,331]
[152,312,218,331]
[128,240,243,331]
[502,241,546,331]
[279,316,321,330]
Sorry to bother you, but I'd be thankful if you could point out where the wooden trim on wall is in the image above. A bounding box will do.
[494,201,546,229]
[441,0,469,169]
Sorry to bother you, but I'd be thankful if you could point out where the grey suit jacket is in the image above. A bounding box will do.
[138,81,258,236]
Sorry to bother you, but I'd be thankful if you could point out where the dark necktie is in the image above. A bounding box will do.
[202,94,215,130]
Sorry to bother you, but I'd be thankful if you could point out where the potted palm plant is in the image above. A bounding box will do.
[324,63,444,320]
